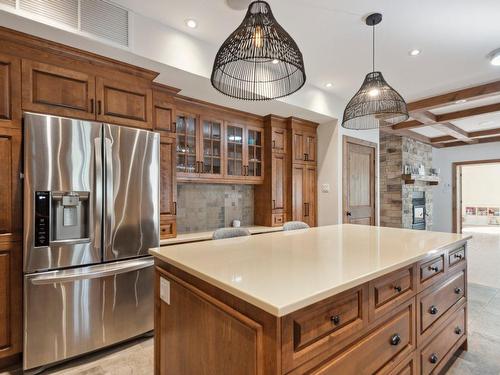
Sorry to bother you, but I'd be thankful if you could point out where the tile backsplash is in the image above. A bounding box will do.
[176,184,254,233]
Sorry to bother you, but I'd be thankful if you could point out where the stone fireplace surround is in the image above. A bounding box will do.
[380,134,434,230]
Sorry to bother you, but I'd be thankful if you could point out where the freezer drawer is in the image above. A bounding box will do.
[23,258,154,370]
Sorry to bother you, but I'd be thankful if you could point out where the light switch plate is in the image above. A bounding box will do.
[321,183,330,193]
[160,277,170,304]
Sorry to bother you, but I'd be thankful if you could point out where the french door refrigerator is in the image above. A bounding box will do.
[23,113,159,371]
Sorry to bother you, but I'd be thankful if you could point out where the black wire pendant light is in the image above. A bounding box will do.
[211,1,306,100]
[342,13,409,130]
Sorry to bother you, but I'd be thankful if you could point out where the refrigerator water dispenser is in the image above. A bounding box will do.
[51,192,90,241]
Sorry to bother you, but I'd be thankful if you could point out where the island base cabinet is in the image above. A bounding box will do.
[154,268,265,375]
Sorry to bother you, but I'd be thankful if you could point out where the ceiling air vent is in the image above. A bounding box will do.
[81,0,129,47]
[0,0,16,8]
[20,0,79,29]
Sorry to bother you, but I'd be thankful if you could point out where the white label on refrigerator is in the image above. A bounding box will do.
[160,277,170,304]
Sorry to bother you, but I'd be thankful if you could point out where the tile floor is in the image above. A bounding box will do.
[2,228,499,374]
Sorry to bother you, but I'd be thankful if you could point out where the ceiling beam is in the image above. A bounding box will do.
[431,123,478,144]
[436,102,500,123]
[430,127,500,144]
[430,135,455,144]
[409,110,437,123]
[443,135,500,148]
[392,120,424,130]
[407,80,500,112]
[469,127,500,138]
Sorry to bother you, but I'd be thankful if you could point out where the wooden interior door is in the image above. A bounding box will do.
[0,54,21,130]
[96,76,152,129]
[21,59,96,120]
[343,136,376,225]
[272,153,286,211]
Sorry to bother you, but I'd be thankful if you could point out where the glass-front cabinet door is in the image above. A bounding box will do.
[246,126,264,181]
[226,123,245,179]
[176,112,199,177]
[201,118,223,178]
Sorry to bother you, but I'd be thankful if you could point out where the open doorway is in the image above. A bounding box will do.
[453,160,500,234]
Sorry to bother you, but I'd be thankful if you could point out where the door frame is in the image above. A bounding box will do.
[342,136,378,225]
[452,158,500,233]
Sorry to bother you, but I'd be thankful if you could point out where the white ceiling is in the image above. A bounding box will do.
[114,0,500,102]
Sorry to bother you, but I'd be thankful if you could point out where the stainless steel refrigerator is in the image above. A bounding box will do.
[23,113,159,371]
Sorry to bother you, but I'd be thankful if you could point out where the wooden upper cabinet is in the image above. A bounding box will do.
[200,117,224,179]
[0,54,21,129]
[246,126,264,182]
[153,89,176,135]
[21,59,96,120]
[271,153,286,211]
[271,127,286,153]
[225,123,246,180]
[176,111,200,179]
[96,76,153,129]
[0,127,21,238]
[292,129,316,163]
[0,241,22,360]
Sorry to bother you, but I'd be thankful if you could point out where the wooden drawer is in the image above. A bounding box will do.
[448,246,465,268]
[369,264,416,322]
[282,285,368,373]
[419,269,466,336]
[160,217,176,239]
[272,213,284,226]
[309,300,415,375]
[418,254,445,290]
[385,352,418,375]
[420,305,466,375]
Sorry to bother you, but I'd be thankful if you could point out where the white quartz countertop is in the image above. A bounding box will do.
[150,224,471,317]
[159,226,282,245]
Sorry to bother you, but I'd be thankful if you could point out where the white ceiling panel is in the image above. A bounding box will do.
[411,126,446,138]
[451,112,500,132]
[431,93,500,115]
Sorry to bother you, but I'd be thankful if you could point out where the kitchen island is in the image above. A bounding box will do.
[149,224,470,375]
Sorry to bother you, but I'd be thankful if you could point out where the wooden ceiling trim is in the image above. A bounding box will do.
[436,102,500,123]
[392,119,424,130]
[431,123,477,143]
[443,135,500,148]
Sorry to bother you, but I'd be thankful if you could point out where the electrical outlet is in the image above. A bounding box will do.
[321,183,330,193]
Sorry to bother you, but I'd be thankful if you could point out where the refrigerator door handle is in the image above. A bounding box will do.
[29,258,154,285]
[94,137,103,253]
[104,137,114,252]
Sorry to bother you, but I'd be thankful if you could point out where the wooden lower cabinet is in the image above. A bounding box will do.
[0,241,22,362]
[154,244,468,375]
[159,135,177,239]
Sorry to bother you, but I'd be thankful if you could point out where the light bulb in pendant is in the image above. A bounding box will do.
[254,26,263,48]
[369,88,380,97]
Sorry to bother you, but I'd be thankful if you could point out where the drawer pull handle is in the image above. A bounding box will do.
[454,253,464,259]
[428,265,439,272]
[330,315,340,325]
[429,305,439,315]
[429,353,439,364]
[390,334,401,346]
[394,286,402,293]
[455,327,462,335]
[454,287,463,294]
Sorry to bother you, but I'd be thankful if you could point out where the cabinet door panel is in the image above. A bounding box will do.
[305,133,317,163]
[160,136,176,217]
[200,118,224,179]
[0,54,21,129]
[292,131,305,163]
[176,112,200,179]
[305,166,317,227]
[292,164,305,221]
[225,123,246,180]
[22,60,96,120]
[0,128,21,237]
[0,241,22,359]
[272,154,285,211]
[272,127,286,153]
[246,126,264,182]
[153,88,176,135]
[96,76,152,129]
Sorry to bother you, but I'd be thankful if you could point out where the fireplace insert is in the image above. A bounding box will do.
[412,192,426,230]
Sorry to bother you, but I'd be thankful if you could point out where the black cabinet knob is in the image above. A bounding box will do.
[390,334,401,346]
[454,253,464,259]
[455,327,462,335]
[428,266,439,272]
[330,315,340,325]
[346,211,352,217]
[454,287,463,294]
[429,305,438,315]
[394,286,402,293]
[429,353,439,364]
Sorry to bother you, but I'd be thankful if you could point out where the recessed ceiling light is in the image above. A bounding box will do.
[185,19,198,29]
[409,49,421,56]
[490,51,500,66]
[455,99,467,104]
[272,59,279,64]
[325,82,333,88]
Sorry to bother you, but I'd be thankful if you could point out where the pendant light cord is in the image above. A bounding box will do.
[372,24,375,72]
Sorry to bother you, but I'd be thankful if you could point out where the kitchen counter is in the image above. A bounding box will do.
[159,225,282,246]
[150,224,470,316]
